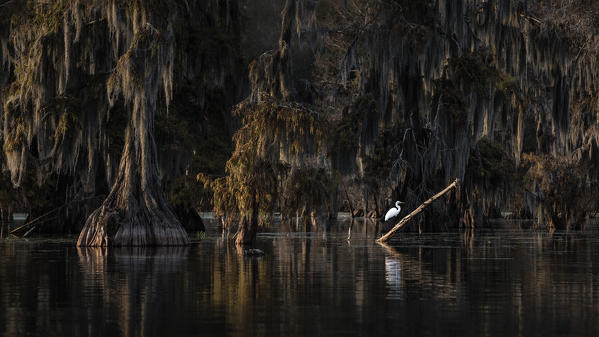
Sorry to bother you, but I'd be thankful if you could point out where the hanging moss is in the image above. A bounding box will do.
[33,1,67,34]
[432,78,467,129]
[522,153,594,230]
[212,99,328,223]
[44,95,82,142]
[3,117,27,152]
[467,137,516,186]
[329,98,368,152]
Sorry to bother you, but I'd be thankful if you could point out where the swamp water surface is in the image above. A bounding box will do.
[1,220,599,337]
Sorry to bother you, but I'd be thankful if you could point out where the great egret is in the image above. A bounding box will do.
[384,201,405,221]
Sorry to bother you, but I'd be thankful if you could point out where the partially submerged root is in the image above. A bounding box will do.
[77,206,189,246]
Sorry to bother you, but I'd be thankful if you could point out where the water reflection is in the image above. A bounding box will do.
[2,226,599,337]
[77,246,189,337]
[384,256,402,300]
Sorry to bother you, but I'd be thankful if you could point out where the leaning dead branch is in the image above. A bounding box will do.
[377,179,459,243]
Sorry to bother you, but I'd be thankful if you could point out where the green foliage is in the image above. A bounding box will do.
[167,174,212,211]
[155,111,197,152]
[494,73,520,100]
[155,86,232,211]
[447,50,523,102]
[361,131,393,182]
[282,167,338,218]
[155,88,231,173]
[436,50,525,129]
[448,50,497,96]
[433,78,467,128]
[329,96,373,154]
[467,137,516,186]
[0,166,60,219]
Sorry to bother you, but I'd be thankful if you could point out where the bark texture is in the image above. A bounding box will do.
[78,6,189,246]
[77,126,189,246]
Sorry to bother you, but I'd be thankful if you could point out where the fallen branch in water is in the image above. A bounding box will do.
[377,178,459,243]
[10,195,104,235]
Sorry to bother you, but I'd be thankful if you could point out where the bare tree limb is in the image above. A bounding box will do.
[377,178,460,243]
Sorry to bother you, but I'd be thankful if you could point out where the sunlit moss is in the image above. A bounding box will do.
[33,1,67,34]
[45,95,82,142]
[3,118,26,152]
[212,99,329,223]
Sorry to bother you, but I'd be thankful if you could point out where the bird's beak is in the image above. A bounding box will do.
[399,201,405,204]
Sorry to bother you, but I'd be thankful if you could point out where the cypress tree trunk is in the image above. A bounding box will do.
[234,192,258,247]
[77,23,189,247]
[77,120,189,246]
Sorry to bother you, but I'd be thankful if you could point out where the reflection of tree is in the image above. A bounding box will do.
[4,231,599,336]
[77,246,188,337]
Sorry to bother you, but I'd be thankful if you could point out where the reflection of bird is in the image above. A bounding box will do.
[384,201,405,221]
[385,256,402,299]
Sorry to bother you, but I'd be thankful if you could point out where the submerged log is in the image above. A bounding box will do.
[377,179,460,243]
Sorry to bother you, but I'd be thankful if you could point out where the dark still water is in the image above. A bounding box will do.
[2,221,599,337]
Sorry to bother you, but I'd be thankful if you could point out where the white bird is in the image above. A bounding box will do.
[384,201,405,221]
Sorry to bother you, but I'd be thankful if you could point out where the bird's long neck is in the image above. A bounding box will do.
[395,201,401,208]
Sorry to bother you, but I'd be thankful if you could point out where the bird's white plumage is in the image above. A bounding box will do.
[384,201,402,221]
